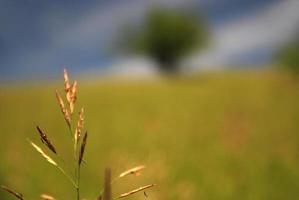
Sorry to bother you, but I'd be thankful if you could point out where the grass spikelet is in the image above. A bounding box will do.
[55,90,71,128]
[29,141,57,166]
[69,80,77,114]
[63,68,71,94]
[64,69,72,106]
[40,194,55,200]
[1,185,24,200]
[75,107,84,143]
[117,184,155,199]
[78,132,88,165]
[64,68,77,114]
[36,126,57,154]
[119,165,146,178]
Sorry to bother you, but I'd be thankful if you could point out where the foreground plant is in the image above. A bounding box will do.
[2,69,154,200]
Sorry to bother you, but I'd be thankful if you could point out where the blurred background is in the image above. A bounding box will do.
[1,0,299,199]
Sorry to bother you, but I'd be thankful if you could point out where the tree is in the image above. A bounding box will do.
[277,37,299,73]
[128,8,207,73]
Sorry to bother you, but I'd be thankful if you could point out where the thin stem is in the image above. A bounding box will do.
[71,119,80,200]
[57,154,76,179]
[77,165,81,200]
[68,124,74,138]
[56,165,78,189]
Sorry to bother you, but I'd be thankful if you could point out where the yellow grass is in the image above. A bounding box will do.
[0,70,299,199]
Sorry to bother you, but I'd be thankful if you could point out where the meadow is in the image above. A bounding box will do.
[1,70,299,200]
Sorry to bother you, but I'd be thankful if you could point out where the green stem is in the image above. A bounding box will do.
[57,165,78,189]
[68,124,74,138]
[77,165,81,200]
[57,154,76,179]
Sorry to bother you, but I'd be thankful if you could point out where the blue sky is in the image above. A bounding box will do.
[0,0,298,81]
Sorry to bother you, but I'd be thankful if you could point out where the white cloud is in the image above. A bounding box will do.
[14,0,198,72]
[104,57,158,78]
[5,0,299,78]
[185,0,299,69]
[47,0,197,49]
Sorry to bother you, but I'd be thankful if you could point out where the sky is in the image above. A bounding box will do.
[0,0,298,81]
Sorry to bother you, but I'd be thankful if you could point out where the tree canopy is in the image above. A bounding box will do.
[128,9,207,72]
[277,37,299,73]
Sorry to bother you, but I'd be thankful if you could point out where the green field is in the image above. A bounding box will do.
[1,71,299,200]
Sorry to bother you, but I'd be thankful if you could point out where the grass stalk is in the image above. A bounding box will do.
[56,165,78,189]
[103,168,112,200]
[2,69,154,200]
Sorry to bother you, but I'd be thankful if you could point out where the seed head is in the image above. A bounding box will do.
[36,126,57,154]
[1,185,24,200]
[55,90,71,128]
[69,80,77,114]
[30,141,57,166]
[119,165,146,178]
[79,132,88,166]
[40,194,55,200]
[117,184,155,199]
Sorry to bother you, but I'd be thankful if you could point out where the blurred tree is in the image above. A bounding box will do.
[277,37,299,73]
[127,8,207,73]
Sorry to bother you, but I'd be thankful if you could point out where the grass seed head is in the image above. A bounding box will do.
[30,141,57,166]
[117,184,155,199]
[1,185,24,200]
[69,80,77,114]
[36,126,57,154]
[55,90,71,128]
[64,68,73,106]
[119,165,146,178]
[64,68,77,114]
[40,194,55,200]
[63,68,71,94]
[75,107,84,143]
[79,131,88,165]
